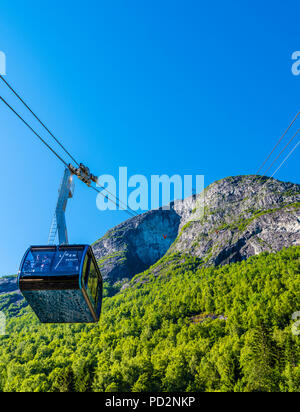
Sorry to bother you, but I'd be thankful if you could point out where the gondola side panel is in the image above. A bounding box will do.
[22,289,96,323]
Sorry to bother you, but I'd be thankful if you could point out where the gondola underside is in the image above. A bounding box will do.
[22,289,96,323]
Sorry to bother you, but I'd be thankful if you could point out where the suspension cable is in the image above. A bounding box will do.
[0,75,139,217]
[0,95,69,168]
[90,186,138,219]
[0,75,80,167]
[256,111,300,175]
[269,140,300,179]
[255,138,300,202]
[259,128,300,180]
[0,95,138,217]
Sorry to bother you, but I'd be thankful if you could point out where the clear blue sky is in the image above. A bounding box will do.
[0,0,299,276]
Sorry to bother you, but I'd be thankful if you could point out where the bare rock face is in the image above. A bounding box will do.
[93,209,181,282]
[93,175,300,283]
[170,175,300,266]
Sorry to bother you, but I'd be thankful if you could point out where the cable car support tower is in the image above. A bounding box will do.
[47,163,99,245]
[48,168,74,245]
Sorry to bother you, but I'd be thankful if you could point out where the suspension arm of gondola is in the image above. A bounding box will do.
[68,163,98,187]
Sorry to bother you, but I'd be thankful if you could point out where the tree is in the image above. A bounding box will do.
[53,366,75,392]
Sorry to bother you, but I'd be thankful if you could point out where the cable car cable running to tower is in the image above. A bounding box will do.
[0,75,139,217]
[0,92,137,217]
[0,75,81,167]
[0,76,139,323]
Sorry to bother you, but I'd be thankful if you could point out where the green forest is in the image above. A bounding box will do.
[0,246,299,392]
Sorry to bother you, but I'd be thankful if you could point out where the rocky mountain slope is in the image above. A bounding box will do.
[1,175,299,294]
[93,175,300,283]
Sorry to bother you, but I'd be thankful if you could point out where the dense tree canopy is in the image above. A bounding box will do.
[0,247,299,392]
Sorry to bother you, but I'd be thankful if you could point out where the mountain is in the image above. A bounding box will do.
[0,174,299,393]
[93,175,300,284]
[1,175,299,300]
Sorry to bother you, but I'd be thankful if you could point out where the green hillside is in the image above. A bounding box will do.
[0,247,299,392]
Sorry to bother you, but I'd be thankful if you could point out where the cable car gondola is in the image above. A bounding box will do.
[17,168,103,324]
[18,245,102,323]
